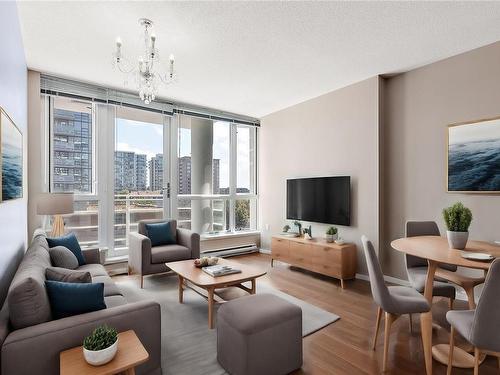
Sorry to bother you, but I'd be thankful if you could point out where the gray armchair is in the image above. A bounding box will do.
[128,219,200,288]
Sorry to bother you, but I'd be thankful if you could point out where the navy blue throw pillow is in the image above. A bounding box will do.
[145,222,176,247]
[45,281,106,319]
[47,232,86,266]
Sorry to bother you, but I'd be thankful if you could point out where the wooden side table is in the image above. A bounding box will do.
[60,330,149,375]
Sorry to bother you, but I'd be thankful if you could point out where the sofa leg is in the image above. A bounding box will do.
[140,275,144,289]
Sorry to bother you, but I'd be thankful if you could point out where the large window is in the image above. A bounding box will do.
[44,94,258,256]
[176,114,257,234]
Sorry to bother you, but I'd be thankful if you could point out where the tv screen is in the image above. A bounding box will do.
[286,176,351,226]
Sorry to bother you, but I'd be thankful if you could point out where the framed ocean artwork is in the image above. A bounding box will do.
[447,117,500,193]
[0,107,23,201]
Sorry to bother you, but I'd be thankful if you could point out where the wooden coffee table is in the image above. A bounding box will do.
[166,258,266,329]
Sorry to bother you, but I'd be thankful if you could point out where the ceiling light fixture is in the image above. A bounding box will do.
[113,18,176,104]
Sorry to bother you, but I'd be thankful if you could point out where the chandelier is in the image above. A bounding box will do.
[113,18,176,104]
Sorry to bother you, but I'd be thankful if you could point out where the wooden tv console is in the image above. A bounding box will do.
[271,235,357,288]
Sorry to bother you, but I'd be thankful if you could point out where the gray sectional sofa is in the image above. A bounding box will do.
[0,230,161,375]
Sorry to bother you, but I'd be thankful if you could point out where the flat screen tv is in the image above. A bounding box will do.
[286,176,351,226]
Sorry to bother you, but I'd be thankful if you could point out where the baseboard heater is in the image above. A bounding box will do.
[201,243,259,258]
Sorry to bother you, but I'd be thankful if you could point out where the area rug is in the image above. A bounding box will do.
[115,273,339,375]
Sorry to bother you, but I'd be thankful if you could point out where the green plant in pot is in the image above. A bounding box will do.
[325,226,338,243]
[443,202,472,250]
[83,325,119,366]
[282,224,291,233]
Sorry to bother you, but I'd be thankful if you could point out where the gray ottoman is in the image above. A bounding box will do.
[217,293,303,375]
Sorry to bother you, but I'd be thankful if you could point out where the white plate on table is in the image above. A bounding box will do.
[461,252,494,261]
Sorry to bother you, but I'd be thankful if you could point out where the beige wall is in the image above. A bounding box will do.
[27,70,44,236]
[259,77,382,274]
[382,41,500,278]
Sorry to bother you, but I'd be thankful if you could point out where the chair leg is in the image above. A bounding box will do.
[372,307,383,350]
[140,275,144,289]
[474,347,480,375]
[383,312,397,372]
[408,313,413,334]
[447,326,455,375]
[449,297,454,310]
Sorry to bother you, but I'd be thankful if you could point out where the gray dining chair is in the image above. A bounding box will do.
[362,235,430,372]
[405,221,456,308]
[446,258,500,375]
[406,221,485,310]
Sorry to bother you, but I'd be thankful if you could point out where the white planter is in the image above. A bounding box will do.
[325,233,338,243]
[447,231,469,250]
[83,338,118,366]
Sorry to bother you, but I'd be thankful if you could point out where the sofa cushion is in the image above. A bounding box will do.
[92,275,123,297]
[45,281,106,319]
[77,264,108,277]
[7,239,52,330]
[145,222,176,246]
[104,295,128,309]
[49,246,79,269]
[47,233,86,266]
[151,244,190,264]
[46,267,91,283]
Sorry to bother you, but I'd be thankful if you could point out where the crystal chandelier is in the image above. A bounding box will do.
[113,18,175,104]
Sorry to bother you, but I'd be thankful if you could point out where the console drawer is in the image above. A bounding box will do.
[289,241,312,268]
[271,237,289,260]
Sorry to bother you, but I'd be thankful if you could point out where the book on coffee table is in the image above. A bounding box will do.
[203,264,242,277]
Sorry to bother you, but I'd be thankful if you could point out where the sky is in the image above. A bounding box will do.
[116,118,252,189]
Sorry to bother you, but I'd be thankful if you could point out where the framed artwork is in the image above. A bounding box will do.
[0,107,23,201]
[447,116,500,193]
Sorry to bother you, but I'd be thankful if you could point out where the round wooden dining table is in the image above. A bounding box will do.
[391,235,500,375]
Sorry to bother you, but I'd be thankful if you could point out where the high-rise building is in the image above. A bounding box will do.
[177,156,220,194]
[135,154,147,191]
[114,151,147,192]
[52,107,93,193]
[178,156,191,194]
[149,154,163,192]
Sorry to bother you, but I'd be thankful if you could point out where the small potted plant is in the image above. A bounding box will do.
[293,221,302,236]
[282,224,291,233]
[325,226,338,243]
[443,202,472,250]
[303,225,313,240]
[83,325,119,366]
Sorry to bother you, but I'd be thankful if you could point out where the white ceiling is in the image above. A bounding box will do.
[17,1,500,118]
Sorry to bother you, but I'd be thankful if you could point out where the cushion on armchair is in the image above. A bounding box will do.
[145,222,176,246]
[47,233,86,266]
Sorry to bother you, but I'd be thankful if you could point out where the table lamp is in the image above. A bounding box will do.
[37,192,74,237]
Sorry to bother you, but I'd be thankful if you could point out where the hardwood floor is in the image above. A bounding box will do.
[224,253,499,375]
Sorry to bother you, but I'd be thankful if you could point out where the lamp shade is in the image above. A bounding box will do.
[37,193,74,215]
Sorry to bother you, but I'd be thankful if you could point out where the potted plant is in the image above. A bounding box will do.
[442,202,472,250]
[303,225,313,240]
[83,325,119,366]
[325,226,338,243]
[293,221,302,236]
[282,224,291,233]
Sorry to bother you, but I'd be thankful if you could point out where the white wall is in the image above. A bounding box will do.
[0,3,28,305]
[259,77,381,273]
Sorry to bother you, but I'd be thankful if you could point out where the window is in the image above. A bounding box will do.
[176,114,257,234]
[50,97,94,194]
[44,91,258,256]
